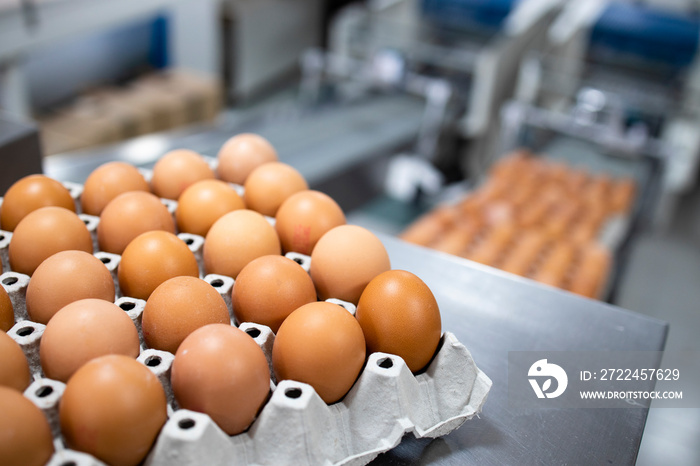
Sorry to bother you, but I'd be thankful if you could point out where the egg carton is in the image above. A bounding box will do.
[9,325,489,466]
[5,273,491,466]
[1,174,491,464]
[2,254,491,465]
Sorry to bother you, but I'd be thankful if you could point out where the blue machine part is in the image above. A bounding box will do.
[149,15,170,69]
[590,2,699,68]
[421,0,520,31]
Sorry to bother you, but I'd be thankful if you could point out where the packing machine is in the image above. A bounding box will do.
[510,0,700,229]
[299,0,564,208]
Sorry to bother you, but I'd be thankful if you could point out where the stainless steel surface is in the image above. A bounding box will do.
[371,235,668,465]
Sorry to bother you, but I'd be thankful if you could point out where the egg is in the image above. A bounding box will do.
[356,270,442,372]
[1,174,75,231]
[217,133,278,184]
[40,299,140,382]
[565,169,589,194]
[118,231,199,300]
[272,301,366,403]
[0,386,55,466]
[518,197,550,228]
[60,355,167,466]
[97,191,175,254]
[151,149,216,200]
[232,255,316,332]
[142,276,230,353]
[204,210,281,278]
[0,331,31,391]
[26,250,115,324]
[172,324,270,435]
[81,162,150,216]
[431,225,477,256]
[532,243,575,288]
[500,231,547,277]
[275,190,346,255]
[467,222,516,267]
[310,225,390,303]
[568,244,611,298]
[1,285,13,332]
[399,214,444,246]
[175,179,245,236]
[611,178,636,213]
[9,207,92,275]
[244,162,308,217]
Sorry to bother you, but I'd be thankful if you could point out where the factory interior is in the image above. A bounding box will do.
[1,0,700,465]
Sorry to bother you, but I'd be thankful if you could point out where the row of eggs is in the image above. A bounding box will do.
[1,134,443,466]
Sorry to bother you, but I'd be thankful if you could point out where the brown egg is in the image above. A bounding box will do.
[0,285,13,332]
[0,331,30,391]
[60,355,167,466]
[0,386,55,466]
[399,214,444,247]
[217,133,278,184]
[356,270,441,372]
[204,210,281,278]
[81,162,150,216]
[568,244,611,299]
[275,190,346,255]
[232,255,316,332]
[1,174,75,231]
[118,231,199,300]
[151,149,216,200]
[532,242,575,288]
[142,276,230,353]
[98,191,175,254]
[176,179,245,236]
[500,231,547,277]
[172,324,270,435]
[244,162,308,217]
[430,222,480,256]
[310,225,390,303]
[40,299,140,382]
[565,169,589,194]
[272,301,365,403]
[26,250,115,324]
[611,178,636,213]
[467,222,516,267]
[9,207,92,276]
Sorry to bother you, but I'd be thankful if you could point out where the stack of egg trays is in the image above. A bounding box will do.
[0,173,492,466]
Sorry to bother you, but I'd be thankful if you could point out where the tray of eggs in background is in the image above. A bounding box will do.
[0,134,492,466]
[400,151,638,300]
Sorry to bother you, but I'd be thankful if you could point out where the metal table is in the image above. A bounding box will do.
[371,236,668,465]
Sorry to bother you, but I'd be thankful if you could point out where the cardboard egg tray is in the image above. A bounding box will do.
[0,177,492,466]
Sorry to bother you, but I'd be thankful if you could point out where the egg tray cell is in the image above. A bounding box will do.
[4,272,491,466]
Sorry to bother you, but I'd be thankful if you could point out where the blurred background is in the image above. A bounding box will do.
[1,0,699,463]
